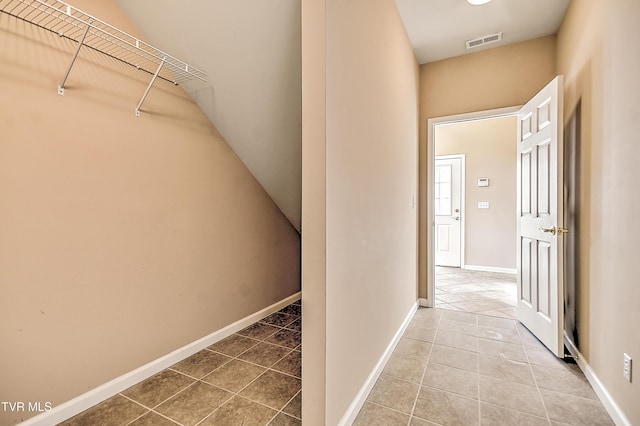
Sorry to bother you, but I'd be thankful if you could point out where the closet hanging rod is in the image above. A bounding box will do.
[0,0,207,85]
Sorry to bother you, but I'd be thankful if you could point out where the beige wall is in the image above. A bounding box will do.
[419,36,556,298]
[302,0,419,423]
[435,116,517,270]
[557,0,640,422]
[0,2,300,424]
[301,0,327,421]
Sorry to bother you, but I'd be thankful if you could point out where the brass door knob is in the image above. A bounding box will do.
[537,226,571,236]
[538,226,557,235]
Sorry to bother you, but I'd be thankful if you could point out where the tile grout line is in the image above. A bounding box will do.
[143,409,185,426]
[125,355,251,425]
[203,347,300,378]
[119,393,185,426]
[363,300,604,425]
[517,322,553,425]
[480,400,552,422]
[122,410,152,426]
[239,343,299,378]
[121,373,206,411]
[131,307,302,426]
[64,303,301,426]
[193,370,297,426]
[194,333,301,424]
[435,310,556,423]
[435,268,517,319]
[366,400,436,423]
[194,309,301,425]
[406,310,443,425]
[272,389,302,422]
[536,387,613,403]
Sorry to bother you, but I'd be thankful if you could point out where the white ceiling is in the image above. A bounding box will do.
[115,0,570,233]
[396,0,571,64]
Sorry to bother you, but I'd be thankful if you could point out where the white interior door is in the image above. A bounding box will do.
[516,76,565,357]
[435,156,462,267]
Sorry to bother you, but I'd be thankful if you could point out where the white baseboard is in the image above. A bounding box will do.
[338,300,419,426]
[463,265,517,275]
[564,335,631,426]
[418,298,431,308]
[19,292,301,426]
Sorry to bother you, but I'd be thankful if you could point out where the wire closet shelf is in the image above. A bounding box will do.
[0,0,207,115]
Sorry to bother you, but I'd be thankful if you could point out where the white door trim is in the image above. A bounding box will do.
[426,106,521,307]
[435,154,466,269]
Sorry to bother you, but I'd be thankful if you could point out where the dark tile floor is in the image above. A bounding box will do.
[60,300,301,426]
[354,307,614,426]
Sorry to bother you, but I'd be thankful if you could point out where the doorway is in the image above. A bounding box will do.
[426,77,576,358]
[428,107,521,318]
[434,155,464,268]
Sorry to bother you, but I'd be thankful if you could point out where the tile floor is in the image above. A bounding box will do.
[56,296,612,426]
[355,307,613,426]
[435,267,518,319]
[60,300,301,426]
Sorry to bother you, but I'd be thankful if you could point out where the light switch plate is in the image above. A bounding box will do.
[478,201,490,209]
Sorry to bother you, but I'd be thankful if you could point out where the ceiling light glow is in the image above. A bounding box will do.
[467,0,493,5]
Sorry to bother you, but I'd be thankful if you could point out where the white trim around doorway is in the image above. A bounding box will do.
[426,106,521,308]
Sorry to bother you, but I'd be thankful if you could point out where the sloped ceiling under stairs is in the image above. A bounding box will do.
[116,0,302,231]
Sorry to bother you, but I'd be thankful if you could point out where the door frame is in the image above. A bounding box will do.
[434,154,466,269]
[424,106,521,308]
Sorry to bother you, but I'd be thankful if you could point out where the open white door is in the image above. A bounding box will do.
[435,156,462,267]
[517,76,566,357]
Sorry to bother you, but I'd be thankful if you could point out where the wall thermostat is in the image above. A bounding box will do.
[477,178,489,187]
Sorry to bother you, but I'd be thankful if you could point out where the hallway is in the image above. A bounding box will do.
[355,308,613,425]
[435,267,518,319]
[39,299,613,425]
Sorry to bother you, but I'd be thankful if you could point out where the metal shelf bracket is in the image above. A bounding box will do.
[1,0,207,114]
[58,18,92,96]
[135,56,166,117]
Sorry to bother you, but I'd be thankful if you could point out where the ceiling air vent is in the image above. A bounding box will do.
[465,32,503,50]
